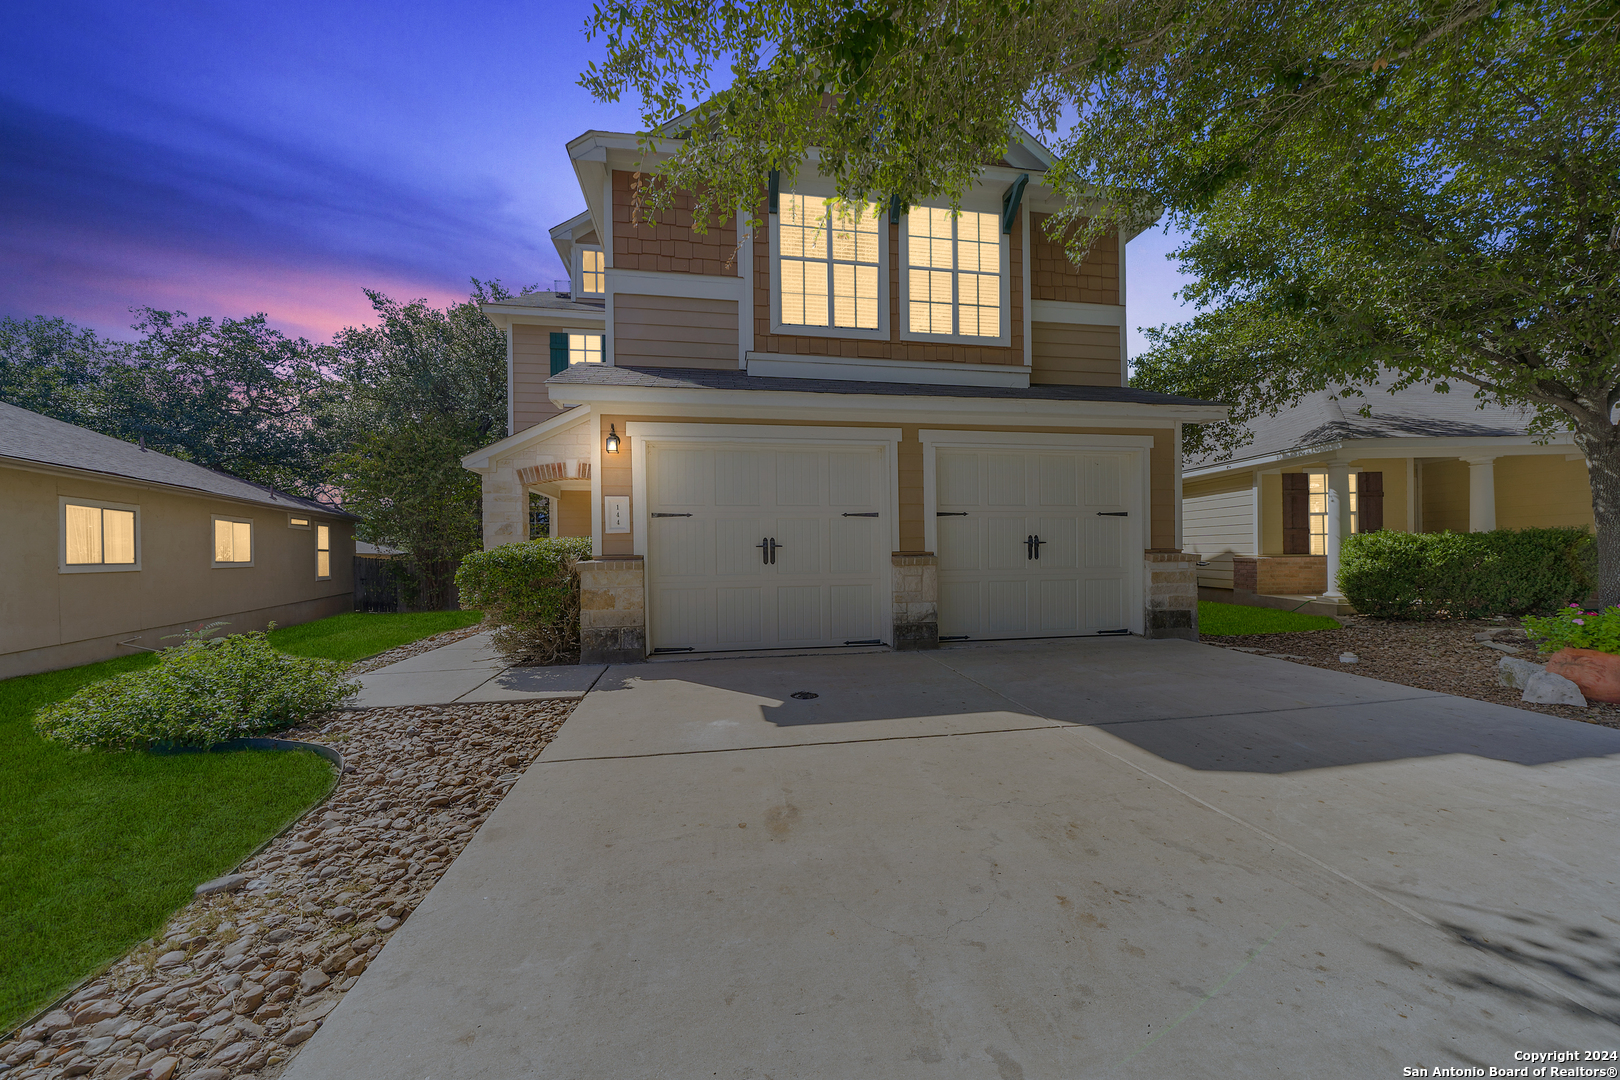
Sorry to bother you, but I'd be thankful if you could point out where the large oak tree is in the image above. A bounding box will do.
[580,0,1620,601]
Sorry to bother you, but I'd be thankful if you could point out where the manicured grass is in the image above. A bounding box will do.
[0,655,336,1031]
[267,609,483,663]
[1200,600,1342,635]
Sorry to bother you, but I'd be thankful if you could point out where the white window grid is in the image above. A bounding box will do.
[774,193,885,337]
[212,516,254,567]
[902,206,1005,342]
[1307,472,1359,555]
[568,334,603,364]
[575,247,605,297]
[60,497,140,572]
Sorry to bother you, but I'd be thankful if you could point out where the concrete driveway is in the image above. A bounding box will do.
[285,638,1620,1079]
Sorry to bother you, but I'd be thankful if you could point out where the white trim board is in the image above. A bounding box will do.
[747,352,1030,388]
[1029,299,1127,326]
[462,406,594,472]
[607,267,747,302]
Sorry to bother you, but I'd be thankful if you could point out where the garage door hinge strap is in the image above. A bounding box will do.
[936,512,969,517]
[842,512,879,517]
[651,512,692,517]
[1097,511,1129,516]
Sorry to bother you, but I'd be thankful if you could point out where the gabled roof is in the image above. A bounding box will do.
[0,401,353,517]
[1191,380,1543,470]
[547,364,1219,407]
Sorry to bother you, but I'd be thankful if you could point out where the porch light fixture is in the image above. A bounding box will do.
[605,424,621,454]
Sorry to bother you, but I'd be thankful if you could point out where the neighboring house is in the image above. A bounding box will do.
[0,402,356,678]
[464,121,1225,662]
[1181,381,1592,613]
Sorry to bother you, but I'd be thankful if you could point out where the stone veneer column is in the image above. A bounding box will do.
[577,555,646,664]
[1144,551,1198,640]
[480,461,527,549]
[891,554,939,650]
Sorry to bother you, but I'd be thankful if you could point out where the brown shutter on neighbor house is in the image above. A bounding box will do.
[1282,473,1310,554]
[1358,472,1384,532]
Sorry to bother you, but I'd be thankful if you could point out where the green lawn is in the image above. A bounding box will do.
[267,609,483,662]
[1199,600,1342,635]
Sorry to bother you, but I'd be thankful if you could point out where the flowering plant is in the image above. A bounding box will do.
[1523,604,1620,655]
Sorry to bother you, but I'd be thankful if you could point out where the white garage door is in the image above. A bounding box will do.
[936,449,1141,640]
[646,444,889,653]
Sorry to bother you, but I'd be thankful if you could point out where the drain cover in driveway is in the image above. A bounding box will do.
[790,691,818,700]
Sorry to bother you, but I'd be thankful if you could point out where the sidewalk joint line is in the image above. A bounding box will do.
[537,722,1067,763]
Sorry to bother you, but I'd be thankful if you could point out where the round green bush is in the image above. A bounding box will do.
[1338,527,1593,620]
[35,631,358,751]
[455,537,594,663]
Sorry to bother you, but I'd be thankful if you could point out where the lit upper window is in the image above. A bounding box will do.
[568,334,603,364]
[576,247,605,297]
[316,524,331,579]
[778,194,882,331]
[64,502,136,567]
[906,207,1002,338]
[213,518,253,565]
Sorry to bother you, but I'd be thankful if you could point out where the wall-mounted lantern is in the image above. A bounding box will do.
[605,424,621,454]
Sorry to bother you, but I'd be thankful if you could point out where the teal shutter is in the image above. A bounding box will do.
[549,333,568,375]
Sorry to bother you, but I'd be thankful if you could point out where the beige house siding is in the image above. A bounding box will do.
[1348,458,1410,533]
[512,324,564,430]
[614,294,739,370]
[595,414,1177,558]
[1183,472,1255,589]
[555,490,592,538]
[1496,455,1593,530]
[1030,323,1122,387]
[1028,214,1119,305]
[1421,459,1470,533]
[610,170,739,276]
[752,212,1025,367]
[1,464,353,678]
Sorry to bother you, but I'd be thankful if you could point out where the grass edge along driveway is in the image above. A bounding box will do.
[1198,599,1342,636]
[0,610,479,1033]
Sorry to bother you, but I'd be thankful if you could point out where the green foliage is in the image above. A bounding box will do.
[456,537,594,664]
[1338,528,1594,620]
[267,610,485,663]
[0,652,333,1030]
[34,632,357,751]
[1198,601,1340,635]
[1523,604,1620,655]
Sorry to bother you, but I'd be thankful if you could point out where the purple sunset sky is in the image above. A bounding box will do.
[0,0,1195,354]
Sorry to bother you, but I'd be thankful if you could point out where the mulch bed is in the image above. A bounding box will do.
[0,698,573,1080]
[1205,615,1620,730]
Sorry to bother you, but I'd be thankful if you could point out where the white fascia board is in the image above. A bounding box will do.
[460,406,594,471]
[479,304,606,332]
[1182,431,1579,480]
[549,209,594,270]
[1029,300,1127,327]
[610,268,748,302]
[546,385,1222,427]
[747,353,1030,388]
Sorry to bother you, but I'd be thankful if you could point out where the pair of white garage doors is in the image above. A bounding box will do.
[644,437,1143,654]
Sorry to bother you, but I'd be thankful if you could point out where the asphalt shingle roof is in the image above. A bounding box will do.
[0,401,351,516]
[1193,380,1540,468]
[548,364,1221,407]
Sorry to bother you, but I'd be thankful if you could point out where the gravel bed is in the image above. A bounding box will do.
[346,623,488,676]
[1,698,573,1080]
[1206,615,1620,729]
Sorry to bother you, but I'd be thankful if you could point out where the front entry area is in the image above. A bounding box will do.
[935,445,1144,640]
[644,441,890,653]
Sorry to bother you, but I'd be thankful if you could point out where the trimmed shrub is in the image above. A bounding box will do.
[454,537,594,664]
[1338,527,1593,620]
[35,631,358,751]
[1523,604,1620,654]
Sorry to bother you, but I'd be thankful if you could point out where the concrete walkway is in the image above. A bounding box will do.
[350,631,606,707]
[288,638,1620,1078]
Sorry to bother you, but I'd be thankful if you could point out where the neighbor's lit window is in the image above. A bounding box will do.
[577,247,605,297]
[213,517,253,565]
[316,524,331,579]
[64,502,136,566]
[778,193,881,330]
[1307,473,1359,554]
[568,334,603,364]
[289,515,310,529]
[906,207,1001,338]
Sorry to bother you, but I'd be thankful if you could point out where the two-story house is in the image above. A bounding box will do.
[463,123,1225,662]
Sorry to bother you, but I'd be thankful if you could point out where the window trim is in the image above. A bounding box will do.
[211,515,256,568]
[59,496,142,574]
[769,182,890,342]
[897,203,1012,348]
[574,245,606,298]
[315,523,332,580]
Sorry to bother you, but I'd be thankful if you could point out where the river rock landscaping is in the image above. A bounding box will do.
[0,696,572,1080]
[1206,615,1620,729]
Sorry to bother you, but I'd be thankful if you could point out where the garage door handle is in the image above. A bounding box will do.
[651,513,692,518]
[842,512,879,517]
[1097,511,1129,517]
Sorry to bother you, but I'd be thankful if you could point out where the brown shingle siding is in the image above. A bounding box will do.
[1029,213,1119,305]
[611,171,739,276]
